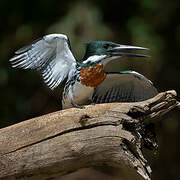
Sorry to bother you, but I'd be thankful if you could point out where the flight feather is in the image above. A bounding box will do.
[9,34,76,89]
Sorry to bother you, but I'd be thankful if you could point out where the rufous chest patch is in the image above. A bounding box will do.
[80,64,106,88]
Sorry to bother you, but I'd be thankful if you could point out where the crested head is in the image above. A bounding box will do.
[79,41,120,68]
[83,41,119,61]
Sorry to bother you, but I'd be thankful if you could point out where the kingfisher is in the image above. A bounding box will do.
[9,33,158,109]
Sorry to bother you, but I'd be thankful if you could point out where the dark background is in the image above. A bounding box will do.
[0,0,180,179]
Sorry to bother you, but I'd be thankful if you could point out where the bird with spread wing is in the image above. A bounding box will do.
[9,34,158,109]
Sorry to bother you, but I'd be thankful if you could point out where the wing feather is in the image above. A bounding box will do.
[92,71,158,103]
[9,34,76,89]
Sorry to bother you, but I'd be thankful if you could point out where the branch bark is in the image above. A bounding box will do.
[0,90,179,180]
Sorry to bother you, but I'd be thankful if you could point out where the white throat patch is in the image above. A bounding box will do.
[82,55,107,64]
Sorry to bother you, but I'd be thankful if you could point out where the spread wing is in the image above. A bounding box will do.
[9,34,76,89]
[91,71,158,103]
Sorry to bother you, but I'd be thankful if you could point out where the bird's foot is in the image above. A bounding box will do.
[71,101,85,109]
[75,104,85,109]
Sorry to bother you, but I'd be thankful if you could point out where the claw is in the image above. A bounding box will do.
[71,100,85,109]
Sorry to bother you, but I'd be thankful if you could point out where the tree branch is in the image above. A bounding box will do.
[0,90,179,180]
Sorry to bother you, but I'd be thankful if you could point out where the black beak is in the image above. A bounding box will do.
[108,44,150,58]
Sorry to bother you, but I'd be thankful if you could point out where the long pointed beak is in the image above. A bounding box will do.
[108,44,150,58]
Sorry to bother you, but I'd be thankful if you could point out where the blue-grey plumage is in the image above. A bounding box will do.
[9,33,158,109]
[92,71,158,103]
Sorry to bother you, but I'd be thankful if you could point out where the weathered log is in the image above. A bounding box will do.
[0,90,179,180]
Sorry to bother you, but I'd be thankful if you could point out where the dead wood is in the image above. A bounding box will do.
[0,90,179,180]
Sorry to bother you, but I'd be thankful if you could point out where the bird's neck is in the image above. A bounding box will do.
[78,63,106,88]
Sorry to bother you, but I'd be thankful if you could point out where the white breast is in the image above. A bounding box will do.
[62,81,94,109]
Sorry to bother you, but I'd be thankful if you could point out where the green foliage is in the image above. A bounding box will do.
[139,0,157,10]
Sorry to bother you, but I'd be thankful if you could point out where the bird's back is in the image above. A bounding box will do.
[91,72,158,104]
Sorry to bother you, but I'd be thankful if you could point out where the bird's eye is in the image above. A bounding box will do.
[103,44,110,49]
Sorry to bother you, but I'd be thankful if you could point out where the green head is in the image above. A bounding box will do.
[80,41,149,67]
[83,41,120,60]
